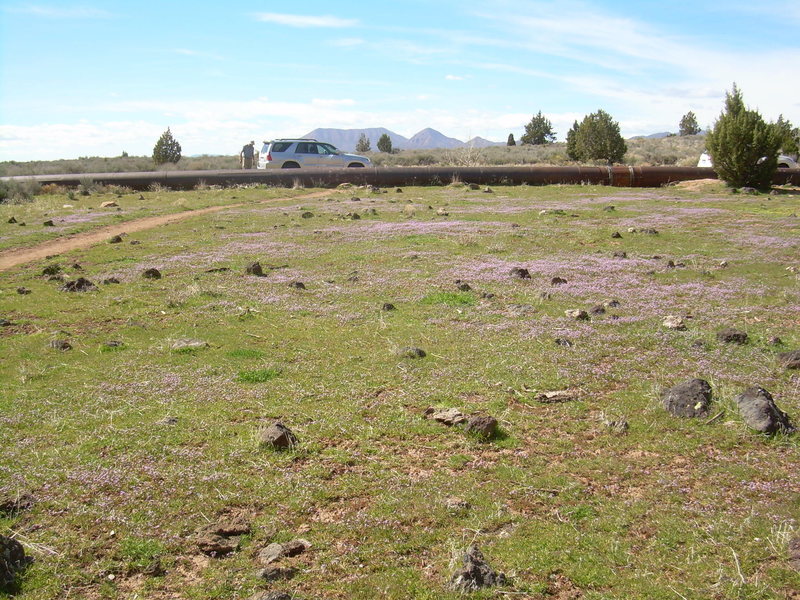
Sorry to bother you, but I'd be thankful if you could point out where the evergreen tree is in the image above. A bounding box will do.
[355,133,371,153]
[377,133,393,153]
[520,111,556,145]
[565,121,580,161]
[572,110,627,164]
[774,115,799,157]
[679,111,701,136]
[152,128,182,165]
[507,133,516,146]
[706,84,780,189]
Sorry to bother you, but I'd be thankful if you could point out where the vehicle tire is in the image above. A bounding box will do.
[347,163,365,168]
[281,162,300,169]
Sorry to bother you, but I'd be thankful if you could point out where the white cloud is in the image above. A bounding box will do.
[253,12,358,28]
[445,74,464,81]
[330,38,365,47]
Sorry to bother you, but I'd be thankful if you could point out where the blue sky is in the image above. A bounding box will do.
[1,0,799,160]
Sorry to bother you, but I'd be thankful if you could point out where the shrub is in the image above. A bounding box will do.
[152,128,182,165]
[520,111,556,145]
[774,115,799,157]
[706,84,780,189]
[679,111,701,136]
[571,110,627,164]
[507,133,516,146]
[565,121,580,161]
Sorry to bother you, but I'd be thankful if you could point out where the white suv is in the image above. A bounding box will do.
[257,139,371,169]
[698,151,798,169]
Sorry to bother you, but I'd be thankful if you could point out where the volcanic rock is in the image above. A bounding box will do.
[398,347,426,358]
[509,267,531,279]
[590,304,606,315]
[195,509,252,557]
[16,287,31,295]
[102,277,120,285]
[565,309,589,320]
[7,217,16,224]
[465,415,498,438]
[778,350,800,369]
[61,277,97,292]
[109,235,123,244]
[259,422,298,449]
[425,407,467,426]
[662,316,686,330]
[0,319,12,327]
[42,220,54,227]
[301,211,313,219]
[245,262,265,276]
[171,339,208,351]
[716,328,748,344]
[288,281,306,289]
[100,201,118,208]
[1,534,30,589]
[613,251,627,259]
[611,231,622,238]
[735,387,795,434]
[49,340,72,351]
[554,338,573,347]
[257,565,296,581]
[662,378,712,418]
[551,277,567,286]
[536,390,577,403]
[450,545,507,591]
[142,268,161,280]
[382,303,396,311]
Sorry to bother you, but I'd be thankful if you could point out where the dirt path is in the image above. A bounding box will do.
[0,191,330,272]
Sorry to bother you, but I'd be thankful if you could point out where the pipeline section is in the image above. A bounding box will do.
[3,166,799,190]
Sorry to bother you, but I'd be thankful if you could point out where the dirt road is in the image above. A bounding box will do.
[0,191,329,273]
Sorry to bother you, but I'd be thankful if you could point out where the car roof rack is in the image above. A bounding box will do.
[270,138,318,142]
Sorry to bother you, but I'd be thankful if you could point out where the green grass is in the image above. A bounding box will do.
[1,181,798,600]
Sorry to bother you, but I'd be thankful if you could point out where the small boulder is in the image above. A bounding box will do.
[288,281,306,289]
[426,407,467,426]
[16,287,31,295]
[735,387,795,434]
[42,220,55,227]
[301,211,313,219]
[257,543,285,565]
[41,265,61,276]
[565,309,589,321]
[662,378,712,418]
[1,534,30,589]
[102,277,120,285]
[590,304,606,315]
[611,231,622,239]
[766,336,782,346]
[662,316,686,330]
[259,422,298,449]
[465,415,498,439]
[0,319,12,327]
[551,277,567,286]
[49,340,72,351]
[109,235,123,244]
[398,347,426,358]
[7,217,17,224]
[613,251,627,259]
[554,338,573,347]
[381,303,396,311]
[245,262,264,277]
[61,277,97,292]
[171,339,208,351]
[716,328,748,344]
[778,349,800,369]
[100,201,119,208]
[509,267,531,279]
[257,565,296,581]
[536,390,577,403]
[450,545,507,591]
[142,268,161,280]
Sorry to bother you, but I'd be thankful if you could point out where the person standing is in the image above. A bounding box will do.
[240,141,255,169]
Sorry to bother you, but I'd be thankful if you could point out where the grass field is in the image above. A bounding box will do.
[1,181,799,599]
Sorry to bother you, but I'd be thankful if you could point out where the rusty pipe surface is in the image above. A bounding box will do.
[3,166,799,190]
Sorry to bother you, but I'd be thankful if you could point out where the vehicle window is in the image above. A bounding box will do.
[271,142,292,153]
[319,144,338,155]
[296,142,317,154]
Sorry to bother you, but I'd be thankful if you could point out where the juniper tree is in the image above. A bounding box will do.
[152,128,182,165]
[520,111,556,145]
[377,133,393,153]
[507,133,516,146]
[572,110,627,164]
[679,111,701,136]
[355,133,371,153]
[706,84,780,189]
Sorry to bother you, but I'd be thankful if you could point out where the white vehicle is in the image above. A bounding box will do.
[257,139,371,169]
[698,151,798,169]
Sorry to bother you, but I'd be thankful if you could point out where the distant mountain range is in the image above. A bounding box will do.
[301,127,505,152]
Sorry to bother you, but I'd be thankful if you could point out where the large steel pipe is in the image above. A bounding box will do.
[3,166,799,190]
